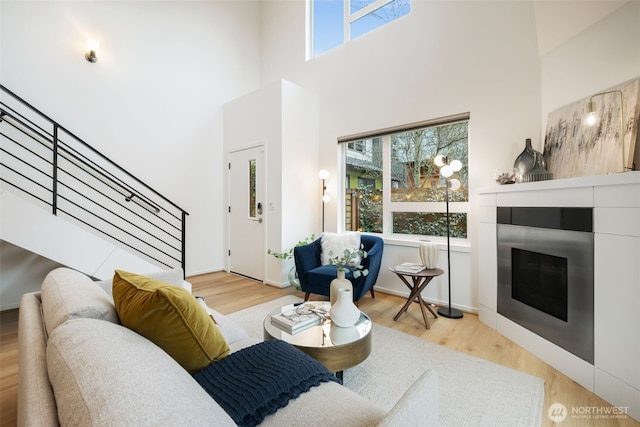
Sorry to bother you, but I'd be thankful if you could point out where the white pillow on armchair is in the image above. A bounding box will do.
[320,232,362,266]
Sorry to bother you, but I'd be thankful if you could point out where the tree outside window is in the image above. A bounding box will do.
[343,118,469,238]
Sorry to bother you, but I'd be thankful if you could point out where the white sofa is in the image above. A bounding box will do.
[17,267,438,426]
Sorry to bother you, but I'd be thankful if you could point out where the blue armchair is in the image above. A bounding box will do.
[293,235,384,303]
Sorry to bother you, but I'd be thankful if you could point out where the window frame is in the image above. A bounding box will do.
[308,0,410,59]
[347,140,366,153]
[340,113,470,241]
[345,0,397,41]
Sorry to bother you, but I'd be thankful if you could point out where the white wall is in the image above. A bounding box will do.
[223,80,283,284]
[0,241,63,310]
[280,80,320,283]
[540,1,640,132]
[0,1,261,276]
[533,0,629,56]
[223,79,319,286]
[259,0,542,311]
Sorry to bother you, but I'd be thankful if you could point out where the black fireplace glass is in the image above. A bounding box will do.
[511,248,568,322]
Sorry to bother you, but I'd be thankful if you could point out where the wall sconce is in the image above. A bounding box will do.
[434,154,463,320]
[85,39,99,63]
[585,90,627,172]
[318,169,330,232]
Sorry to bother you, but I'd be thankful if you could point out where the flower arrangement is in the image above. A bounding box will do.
[267,234,316,260]
[327,245,369,279]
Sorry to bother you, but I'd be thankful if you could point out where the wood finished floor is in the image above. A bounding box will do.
[1,271,638,426]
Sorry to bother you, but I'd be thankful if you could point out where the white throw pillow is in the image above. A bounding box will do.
[320,232,362,266]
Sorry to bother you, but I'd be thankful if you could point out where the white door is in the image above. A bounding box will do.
[228,145,264,281]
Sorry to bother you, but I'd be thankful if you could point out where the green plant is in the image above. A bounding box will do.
[358,185,383,233]
[327,245,369,279]
[267,234,316,260]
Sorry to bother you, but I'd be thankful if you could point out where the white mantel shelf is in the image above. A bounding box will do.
[479,170,640,194]
[477,171,640,422]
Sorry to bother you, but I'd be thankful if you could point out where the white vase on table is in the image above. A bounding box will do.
[330,287,360,328]
[329,324,359,345]
[330,269,352,306]
[419,242,439,269]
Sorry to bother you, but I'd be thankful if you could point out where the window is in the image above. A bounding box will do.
[249,159,256,218]
[310,0,411,58]
[342,115,469,238]
[347,140,366,153]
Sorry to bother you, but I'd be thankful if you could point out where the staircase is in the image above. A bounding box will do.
[0,85,189,302]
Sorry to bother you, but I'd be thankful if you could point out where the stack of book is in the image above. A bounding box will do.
[394,262,426,274]
[270,308,322,334]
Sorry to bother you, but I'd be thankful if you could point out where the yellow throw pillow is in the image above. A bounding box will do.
[112,270,229,373]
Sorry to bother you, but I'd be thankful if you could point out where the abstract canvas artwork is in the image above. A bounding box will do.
[543,78,640,179]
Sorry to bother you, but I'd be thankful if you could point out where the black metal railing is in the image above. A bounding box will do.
[0,84,189,272]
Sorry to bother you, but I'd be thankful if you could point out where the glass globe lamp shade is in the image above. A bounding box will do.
[434,154,446,167]
[318,169,330,180]
[450,159,462,172]
[449,178,461,191]
[322,194,331,203]
[440,164,453,178]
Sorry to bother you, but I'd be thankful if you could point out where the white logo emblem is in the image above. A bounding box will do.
[548,403,567,422]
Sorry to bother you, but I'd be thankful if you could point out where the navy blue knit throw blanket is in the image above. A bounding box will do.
[193,339,339,427]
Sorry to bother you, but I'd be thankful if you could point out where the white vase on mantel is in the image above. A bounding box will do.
[419,242,439,269]
[330,287,360,328]
[330,269,352,306]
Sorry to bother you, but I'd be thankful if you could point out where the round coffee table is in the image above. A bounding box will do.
[263,301,372,381]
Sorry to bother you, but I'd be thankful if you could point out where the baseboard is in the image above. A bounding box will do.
[263,280,289,289]
[478,305,497,330]
[374,287,478,315]
[1,302,20,312]
[185,268,224,278]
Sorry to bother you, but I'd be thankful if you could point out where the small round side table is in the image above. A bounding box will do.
[388,267,444,329]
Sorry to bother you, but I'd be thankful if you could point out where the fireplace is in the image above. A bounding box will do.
[497,207,594,363]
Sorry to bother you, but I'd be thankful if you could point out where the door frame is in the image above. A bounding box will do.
[226,142,267,282]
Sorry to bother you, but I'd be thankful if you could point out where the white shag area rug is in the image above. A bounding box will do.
[226,295,544,427]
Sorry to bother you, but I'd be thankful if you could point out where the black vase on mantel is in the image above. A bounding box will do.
[513,138,553,183]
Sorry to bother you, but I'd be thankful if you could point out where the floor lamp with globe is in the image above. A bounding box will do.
[434,154,464,319]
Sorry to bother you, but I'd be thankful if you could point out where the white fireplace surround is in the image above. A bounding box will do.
[478,171,640,422]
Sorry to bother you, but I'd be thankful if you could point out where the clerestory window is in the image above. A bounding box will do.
[341,114,469,238]
[309,0,411,58]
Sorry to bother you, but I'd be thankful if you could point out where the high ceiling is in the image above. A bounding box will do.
[533,0,629,55]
